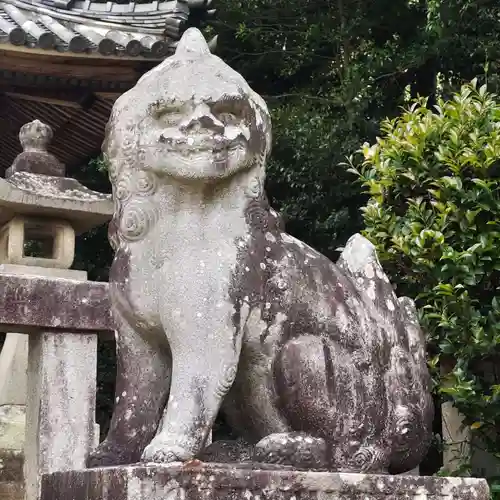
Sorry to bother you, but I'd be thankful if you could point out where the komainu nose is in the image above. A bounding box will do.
[180,104,225,135]
[199,115,225,134]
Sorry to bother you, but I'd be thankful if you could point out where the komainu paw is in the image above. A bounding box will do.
[253,433,328,469]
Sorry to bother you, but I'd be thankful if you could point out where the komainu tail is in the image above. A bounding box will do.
[337,234,433,473]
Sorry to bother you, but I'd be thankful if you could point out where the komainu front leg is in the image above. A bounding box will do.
[141,324,241,463]
[87,312,171,467]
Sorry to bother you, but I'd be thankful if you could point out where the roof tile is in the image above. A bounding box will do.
[0,0,212,58]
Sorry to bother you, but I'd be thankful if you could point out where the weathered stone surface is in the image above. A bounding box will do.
[0,173,112,234]
[25,332,99,500]
[0,334,28,407]
[41,464,490,500]
[6,120,65,178]
[0,273,113,334]
[0,405,25,451]
[0,120,112,234]
[0,266,90,464]
[0,216,76,269]
[89,27,432,474]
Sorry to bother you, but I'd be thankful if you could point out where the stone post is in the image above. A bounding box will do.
[0,120,113,500]
[442,401,471,472]
[440,359,471,474]
[0,333,27,499]
[25,331,97,500]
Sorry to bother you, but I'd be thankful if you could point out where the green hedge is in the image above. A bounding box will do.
[347,80,500,478]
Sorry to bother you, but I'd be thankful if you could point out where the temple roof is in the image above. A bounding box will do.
[0,0,213,58]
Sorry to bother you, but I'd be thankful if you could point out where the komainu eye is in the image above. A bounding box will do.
[150,102,183,125]
[218,112,238,125]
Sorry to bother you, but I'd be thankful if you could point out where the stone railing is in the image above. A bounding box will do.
[0,120,114,500]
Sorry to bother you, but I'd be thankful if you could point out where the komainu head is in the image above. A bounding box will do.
[104,28,272,184]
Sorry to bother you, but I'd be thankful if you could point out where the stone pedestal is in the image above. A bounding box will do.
[41,463,489,500]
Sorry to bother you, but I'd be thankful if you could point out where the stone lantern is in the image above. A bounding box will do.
[0,119,113,500]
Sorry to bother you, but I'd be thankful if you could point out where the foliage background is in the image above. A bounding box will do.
[348,81,500,480]
[63,0,500,480]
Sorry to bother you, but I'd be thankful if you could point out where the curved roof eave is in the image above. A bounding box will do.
[0,0,214,58]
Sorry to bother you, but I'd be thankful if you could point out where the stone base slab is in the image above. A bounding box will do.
[41,462,490,500]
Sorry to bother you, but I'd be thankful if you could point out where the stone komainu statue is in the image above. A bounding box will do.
[88,28,433,473]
